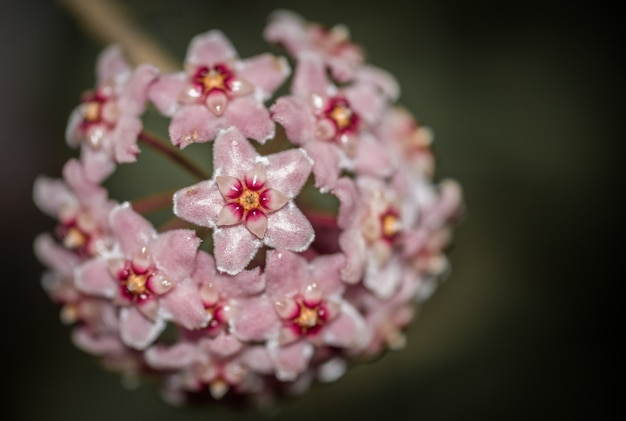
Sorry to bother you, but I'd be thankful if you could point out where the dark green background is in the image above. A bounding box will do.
[1,0,615,419]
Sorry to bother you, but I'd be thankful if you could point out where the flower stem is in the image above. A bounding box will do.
[131,189,176,215]
[138,131,210,180]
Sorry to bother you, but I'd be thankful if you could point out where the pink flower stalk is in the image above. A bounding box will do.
[149,30,290,148]
[33,9,464,408]
[66,45,158,182]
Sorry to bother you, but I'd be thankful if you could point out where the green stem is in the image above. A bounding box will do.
[138,130,210,180]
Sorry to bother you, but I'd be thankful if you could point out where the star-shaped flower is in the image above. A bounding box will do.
[149,30,290,148]
[75,203,206,350]
[173,127,315,275]
[66,45,158,182]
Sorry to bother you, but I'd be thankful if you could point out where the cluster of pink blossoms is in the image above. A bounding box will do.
[33,10,463,407]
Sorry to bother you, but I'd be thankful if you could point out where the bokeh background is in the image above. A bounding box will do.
[1,0,615,420]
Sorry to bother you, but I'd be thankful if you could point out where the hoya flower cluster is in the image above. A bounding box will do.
[33,10,463,406]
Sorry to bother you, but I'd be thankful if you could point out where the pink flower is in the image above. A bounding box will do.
[66,45,158,182]
[149,30,290,148]
[263,250,369,381]
[264,10,364,83]
[146,336,275,401]
[334,176,408,298]
[270,53,390,191]
[33,159,116,258]
[173,127,314,275]
[377,106,436,179]
[75,203,206,349]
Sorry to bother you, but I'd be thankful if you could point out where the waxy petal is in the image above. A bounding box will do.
[34,234,80,276]
[260,188,288,211]
[269,340,314,381]
[75,257,116,297]
[244,163,266,191]
[111,115,142,163]
[222,97,275,143]
[264,205,314,252]
[119,306,165,350]
[305,141,341,192]
[310,253,346,295]
[238,53,290,99]
[96,44,130,87]
[109,203,155,257]
[265,249,309,298]
[292,53,329,98]
[148,72,187,116]
[230,295,281,342]
[213,224,262,275]
[217,202,244,226]
[72,327,125,356]
[332,177,359,229]
[118,63,159,116]
[160,279,210,330]
[206,90,228,115]
[169,104,215,148]
[186,30,237,67]
[151,229,201,281]
[174,180,223,228]
[216,176,243,199]
[265,148,313,197]
[245,210,268,239]
[213,127,258,178]
[270,96,314,146]
[145,342,198,370]
[323,302,368,349]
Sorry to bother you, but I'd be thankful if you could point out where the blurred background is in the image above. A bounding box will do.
[1,0,615,420]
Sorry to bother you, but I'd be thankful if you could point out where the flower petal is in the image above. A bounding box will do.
[145,342,198,370]
[96,44,130,86]
[119,306,165,350]
[223,97,275,143]
[173,180,223,228]
[260,188,288,211]
[216,175,243,199]
[269,340,314,381]
[216,202,244,226]
[186,30,237,67]
[292,53,329,97]
[169,104,215,148]
[109,203,155,257]
[245,210,268,239]
[118,63,159,116]
[213,127,258,178]
[310,253,346,295]
[72,327,125,356]
[34,234,80,275]
[110,115,142,163]
[230,295,281,342]
[304,141,341,192]
[264,204,314,252]
[265,249,309,298]
[270,96,314,146]
[160,278,210,330]
[238,53,290,100]
[332,176,359,229]
[265,148,312,197]
[244,163,266,191]
[323,302,369,349]
[213,224,261,275]
[150,229,201,281]
[75,257,116,297]
[148,72,187,116]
